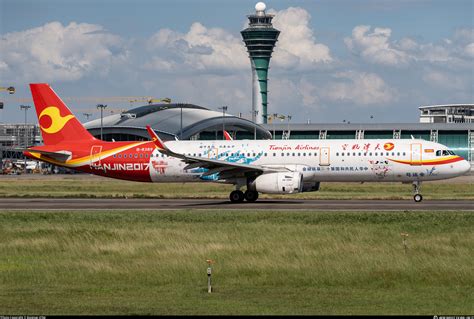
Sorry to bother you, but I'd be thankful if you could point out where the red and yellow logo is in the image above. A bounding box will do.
[384,142,395,151]
[39,106,75,134]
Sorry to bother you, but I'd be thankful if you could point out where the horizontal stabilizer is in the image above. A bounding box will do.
[25,149,72,162]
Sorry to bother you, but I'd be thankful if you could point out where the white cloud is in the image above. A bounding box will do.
[465,43,474,58]
[344,25,409,66]
[145,6,332,73]
[317,71,398,106]
[0,61,8,71]
[0,21,128,82]
[422,70,467,90]
[345,25,474,67]
[271,7,332,68]
[146,22,248,72]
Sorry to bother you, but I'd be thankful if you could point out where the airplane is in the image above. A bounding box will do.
[24,83,471,203]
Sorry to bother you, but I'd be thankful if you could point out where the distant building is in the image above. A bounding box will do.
[0,123,41,160]
[84,103,271,141]
[419,104,474,124]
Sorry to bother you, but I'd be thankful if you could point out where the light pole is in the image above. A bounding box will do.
[253,110,259,140]
[218,106,227,140]
[97,104,107,140]
[83,113,92,121]
[180,106,183,140]
[20,105,31,173]
[287,115,292,139]
[272,113,278,140]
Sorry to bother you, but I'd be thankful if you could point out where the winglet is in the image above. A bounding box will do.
[223,130,233,141]
[146,125,167,150]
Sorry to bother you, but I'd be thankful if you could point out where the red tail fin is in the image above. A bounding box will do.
[30,83,96,145]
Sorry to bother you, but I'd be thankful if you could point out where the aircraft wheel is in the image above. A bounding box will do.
[244,190,259,202]
[414,194,423,202]
[230,190,244,203]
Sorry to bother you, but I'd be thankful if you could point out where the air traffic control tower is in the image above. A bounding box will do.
[241,2,280,124]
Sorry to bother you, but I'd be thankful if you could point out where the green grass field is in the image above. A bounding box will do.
[1,210,473,315]
[0,175,472,199]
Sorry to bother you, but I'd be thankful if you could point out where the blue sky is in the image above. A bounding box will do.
[1,0,473,124]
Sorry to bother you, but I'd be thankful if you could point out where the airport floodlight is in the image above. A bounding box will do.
[20,104,32,172]
[97,104,108,140]
[0,86,15,94]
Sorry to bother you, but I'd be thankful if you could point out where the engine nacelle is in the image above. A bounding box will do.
[248,172,303,194]
[302,182,320,192]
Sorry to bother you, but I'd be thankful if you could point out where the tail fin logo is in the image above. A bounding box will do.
[39,106,75,134]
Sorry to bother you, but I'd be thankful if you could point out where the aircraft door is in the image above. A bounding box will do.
[410,143,422,165]
[90,145,103,168]
[319,147,330,166]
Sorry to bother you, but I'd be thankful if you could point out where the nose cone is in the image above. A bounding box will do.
[459,159,471,175]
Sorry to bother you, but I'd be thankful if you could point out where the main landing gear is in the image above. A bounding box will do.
[229,190,259,203]
[412,181,423,202]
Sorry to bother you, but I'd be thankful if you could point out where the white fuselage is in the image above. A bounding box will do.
[147,139,470,183]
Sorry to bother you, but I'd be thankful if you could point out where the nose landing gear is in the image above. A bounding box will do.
[413,181,423,202]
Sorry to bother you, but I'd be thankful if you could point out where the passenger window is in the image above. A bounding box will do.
[358,152,361,156]
[139,154,143,158]
[303,153,306,156]
[369,152,372,156]
[273,153,276,156]
[336,152,339,156]
[292,153,295,156]
[353,152,356,156]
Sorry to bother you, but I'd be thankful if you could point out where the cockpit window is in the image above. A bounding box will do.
[437,150,456,156]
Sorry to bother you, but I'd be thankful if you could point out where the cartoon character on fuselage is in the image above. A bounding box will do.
[24,84,471,203]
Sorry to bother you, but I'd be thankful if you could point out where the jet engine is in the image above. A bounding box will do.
[248,172,303,194]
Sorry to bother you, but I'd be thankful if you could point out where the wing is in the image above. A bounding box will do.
[146,126,279,179]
